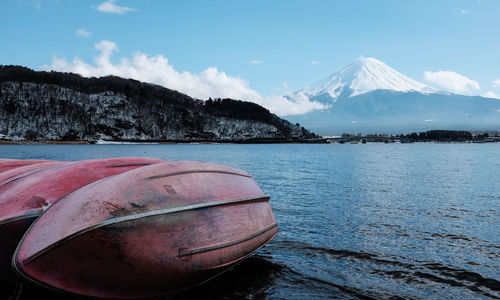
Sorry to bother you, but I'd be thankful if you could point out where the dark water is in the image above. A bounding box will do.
[1,144,499,299]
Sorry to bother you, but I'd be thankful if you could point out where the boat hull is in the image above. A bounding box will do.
[14,161,278,298]
[0,157,163,282]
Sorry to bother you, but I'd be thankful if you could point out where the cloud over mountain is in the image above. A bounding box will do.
[483,91,500,99]
[44,40,326,116]
[423,70,480,95]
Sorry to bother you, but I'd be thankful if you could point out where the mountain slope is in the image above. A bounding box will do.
[285,58,500,134]
[0,66,317,142]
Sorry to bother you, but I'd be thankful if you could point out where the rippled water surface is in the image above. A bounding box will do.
[1,143,499,299]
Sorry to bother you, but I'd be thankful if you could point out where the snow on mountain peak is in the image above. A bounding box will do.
[346,57,432,96]
[289,57,434,103]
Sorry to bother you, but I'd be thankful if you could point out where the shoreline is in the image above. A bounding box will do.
[0,138,330,145]
[0,139,498,145]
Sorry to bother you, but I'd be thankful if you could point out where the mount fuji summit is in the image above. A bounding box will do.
[285,57,500,135]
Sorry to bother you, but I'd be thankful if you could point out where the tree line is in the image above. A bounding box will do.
[399,130,492,141]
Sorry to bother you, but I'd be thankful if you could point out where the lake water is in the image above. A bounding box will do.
[1,144,499,299]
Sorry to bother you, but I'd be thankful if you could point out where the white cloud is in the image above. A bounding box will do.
[423,70,480,95]
[492,79,500,88]
[272,92,327,115]
[249,60,262,64]
[310,60,320,65]
[75,28,92,38]
[44,40,326,116]
[96,0,136,14]
[483,91,500,99]
[455,9,469,15]
[35,0,41,10]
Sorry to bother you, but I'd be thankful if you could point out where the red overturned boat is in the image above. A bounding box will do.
[13,161,278,298]
[0,159,53,173]
[0,157,163,282]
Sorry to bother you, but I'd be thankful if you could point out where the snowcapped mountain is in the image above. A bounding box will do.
[285,58,500,135]
[288,57,435,104]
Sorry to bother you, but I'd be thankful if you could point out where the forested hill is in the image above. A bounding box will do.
[0,66,318,142]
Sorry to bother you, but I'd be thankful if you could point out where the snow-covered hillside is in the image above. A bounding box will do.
[0,66,316,141]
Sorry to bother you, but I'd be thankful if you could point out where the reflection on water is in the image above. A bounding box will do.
[0,143,499,299]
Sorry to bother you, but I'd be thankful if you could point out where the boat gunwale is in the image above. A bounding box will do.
[144,169,252,180]
[0,162,65,187]
[0,213,41,227]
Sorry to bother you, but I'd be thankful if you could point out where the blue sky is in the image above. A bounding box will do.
[1,0,499,115]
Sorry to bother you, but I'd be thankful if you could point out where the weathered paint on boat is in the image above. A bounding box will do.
[0,160,53,173]
[13,161,278,299]
[0,161,66,186]
[0,157,163,282]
